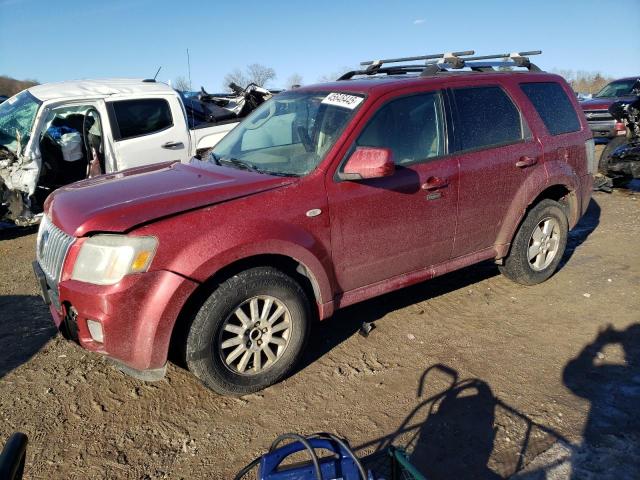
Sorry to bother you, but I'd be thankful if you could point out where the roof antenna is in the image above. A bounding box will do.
[143,66,162,83]
[187,48,192,91]
[186,48,195,135]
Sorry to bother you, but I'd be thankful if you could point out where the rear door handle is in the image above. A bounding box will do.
[421,176,449,191]
[161,141,184,150]
[515,156,537,168]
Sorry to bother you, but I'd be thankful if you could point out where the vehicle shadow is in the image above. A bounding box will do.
[0,223,38,241]
[559,197,600,267]
[563,323,640,479]
[512,323,640,479]
[0,295,56,378]
[355,363,569,479]
[298,260,499,373]
[300,198,599,374]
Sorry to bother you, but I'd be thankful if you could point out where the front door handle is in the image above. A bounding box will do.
[161,141,184,150]
[421,176,449,191]
[515,156,537,168]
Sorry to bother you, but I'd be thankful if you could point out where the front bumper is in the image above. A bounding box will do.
[36,263,198,371]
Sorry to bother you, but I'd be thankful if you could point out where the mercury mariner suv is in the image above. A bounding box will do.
[34,51,594,395]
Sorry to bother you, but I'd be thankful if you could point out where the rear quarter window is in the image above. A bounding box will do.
[451,85,523,152]
[520,82,581,136]
[111,98,173,140]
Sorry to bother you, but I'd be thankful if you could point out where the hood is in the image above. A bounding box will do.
[46,161,294,236]
[580,96,637,110]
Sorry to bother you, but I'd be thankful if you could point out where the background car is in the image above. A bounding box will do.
[580,76,640,143]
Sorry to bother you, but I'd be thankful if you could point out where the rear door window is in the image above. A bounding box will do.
[111,99,173,140]
[520,82,581,135]
[451,86,523,152]
[355,92,445,165]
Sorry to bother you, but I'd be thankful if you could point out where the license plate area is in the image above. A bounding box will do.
[32,261,60,309]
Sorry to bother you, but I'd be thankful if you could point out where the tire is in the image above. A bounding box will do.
[499,199,568,286]
[185,267,310,395]
[598,136,627,174]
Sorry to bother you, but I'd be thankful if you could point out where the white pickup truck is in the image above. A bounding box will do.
[0,78,270,225]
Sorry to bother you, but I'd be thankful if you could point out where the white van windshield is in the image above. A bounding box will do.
[0,91,42,155]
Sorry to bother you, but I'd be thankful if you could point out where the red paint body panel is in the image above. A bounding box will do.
[54,271,197,370]
[343,147,395,178]
[579,98,617,111]
[40,71,593,374]
[45,161,293,237]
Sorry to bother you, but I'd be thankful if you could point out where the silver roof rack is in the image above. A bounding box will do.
[338,50,542,80]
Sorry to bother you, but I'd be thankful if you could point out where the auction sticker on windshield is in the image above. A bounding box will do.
[321,93,364,110]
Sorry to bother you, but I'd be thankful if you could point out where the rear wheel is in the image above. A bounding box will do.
[499,199,568,286]
[185,267,310,395]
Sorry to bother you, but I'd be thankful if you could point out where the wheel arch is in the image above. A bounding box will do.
[167,252,327,367]
[495,181,577,259]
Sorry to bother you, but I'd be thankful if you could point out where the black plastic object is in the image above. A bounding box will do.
[0,433,28,480]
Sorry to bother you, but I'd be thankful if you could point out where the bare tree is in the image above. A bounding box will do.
[223,64,276,91]
[246,63,276,87]
[173,76,191,92]
[286,73,303,89]
[552,69,613,94]
[0,75,39,96]
[223,68,250,90]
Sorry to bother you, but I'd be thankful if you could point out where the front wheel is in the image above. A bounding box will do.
[185,267,310,395]
[499,199,568,286]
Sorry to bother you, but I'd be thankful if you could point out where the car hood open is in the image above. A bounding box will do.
[46,160,294,237]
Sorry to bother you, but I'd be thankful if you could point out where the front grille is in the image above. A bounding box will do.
[583,110,614,122]
[36,215,75,285]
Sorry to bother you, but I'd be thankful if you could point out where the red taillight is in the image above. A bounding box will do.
[614,122,626,135]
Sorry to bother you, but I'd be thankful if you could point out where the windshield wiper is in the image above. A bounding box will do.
[258,170,300,177]
[209,152,221,165]
[218,157,261,173]
[217,156,300,177]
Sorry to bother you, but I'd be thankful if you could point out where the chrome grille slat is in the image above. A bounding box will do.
[36,216,75,285]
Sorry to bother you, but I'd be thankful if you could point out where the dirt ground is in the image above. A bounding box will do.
[0,182,638,479]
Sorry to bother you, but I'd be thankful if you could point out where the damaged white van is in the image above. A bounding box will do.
[0,78,270,225]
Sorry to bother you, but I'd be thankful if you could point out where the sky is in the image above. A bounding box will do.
[1,0,639,91]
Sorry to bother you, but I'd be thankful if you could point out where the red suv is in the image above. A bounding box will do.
[34,52,594,395]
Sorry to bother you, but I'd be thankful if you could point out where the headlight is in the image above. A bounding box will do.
[71,235,158,285]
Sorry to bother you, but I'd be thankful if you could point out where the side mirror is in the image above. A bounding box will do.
[339,147,395,180]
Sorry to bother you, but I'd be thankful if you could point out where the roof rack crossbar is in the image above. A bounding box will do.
[340,51,476,80]
[359,50,475,67]
[338,50,542,80]
[422,51,542,74]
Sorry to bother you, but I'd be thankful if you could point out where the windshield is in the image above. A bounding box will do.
[0,90,41,155]
[594,79,639,98]
[210,91,364,176]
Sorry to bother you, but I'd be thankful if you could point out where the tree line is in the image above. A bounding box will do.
[552,70,614,94]
[0,75,39,96]
[1,67,619,99]
[174,64,304,93]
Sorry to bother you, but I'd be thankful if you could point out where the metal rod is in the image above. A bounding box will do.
[360,50,475,66]
[447,50,542,62]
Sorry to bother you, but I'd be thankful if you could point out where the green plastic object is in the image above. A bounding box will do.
[388,446,427,480]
